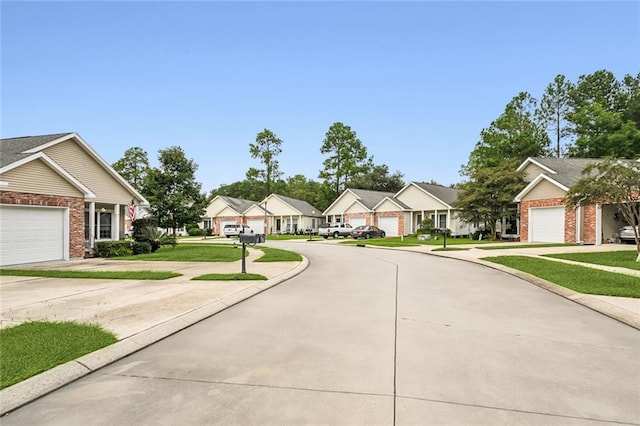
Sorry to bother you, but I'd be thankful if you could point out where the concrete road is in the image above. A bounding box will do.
[3,243,639,425]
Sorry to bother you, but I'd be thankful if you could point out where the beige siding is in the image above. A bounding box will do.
[397,185,448,210]
[266,196,299,216]
[324,192,359,215]
[217,206,241,217]
[344,201,368,214]
[1,159,83,197]
[206,198,237,217]
[376,199,403,213]
[522,163,547,182]
[43,140,132,203]
[522,180,566,201]
[244,205,265,216]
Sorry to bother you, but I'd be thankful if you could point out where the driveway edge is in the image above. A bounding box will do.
[0,256,310,416]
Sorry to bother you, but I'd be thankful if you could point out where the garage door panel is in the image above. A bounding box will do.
[378,216,399,237]
[0,206,65,266]
[530,207,564,243]
[349,217,366,228]
[247,219,264,234]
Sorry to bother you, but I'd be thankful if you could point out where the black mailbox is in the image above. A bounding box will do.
[239,233,265,244]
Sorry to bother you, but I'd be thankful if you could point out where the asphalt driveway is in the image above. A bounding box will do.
[2,242,638,425]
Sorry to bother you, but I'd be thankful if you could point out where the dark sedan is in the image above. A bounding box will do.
[351,225,386,239]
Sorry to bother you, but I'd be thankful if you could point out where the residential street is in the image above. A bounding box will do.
[3,242,639,425]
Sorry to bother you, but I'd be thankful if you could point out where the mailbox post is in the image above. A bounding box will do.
[238,233,265,274]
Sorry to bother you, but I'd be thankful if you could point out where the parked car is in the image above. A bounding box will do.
[351,225,386,239]
[318,223,353,239]
[619,225,638,243]
[223,224,253,238]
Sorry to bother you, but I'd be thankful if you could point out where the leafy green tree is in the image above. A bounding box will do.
[143,146,207,236]
[536,74,574,158]
[565,159,640,261]
[247,129,284,198]
[453,160,526,240]
[347,164,405,193]
[283,174,333,212]
[112,147,151,192]
[566,71,640,158]
[319,122,372,197]
[464,92,550,175]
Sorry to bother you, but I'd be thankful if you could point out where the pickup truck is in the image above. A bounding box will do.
[318,223,353,239]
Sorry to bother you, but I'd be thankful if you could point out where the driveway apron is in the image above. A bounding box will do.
[2,243,639,425]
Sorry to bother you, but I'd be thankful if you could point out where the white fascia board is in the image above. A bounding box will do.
[516,157,557,174]
[25,133,150,206]
[514,174,569,202]
[1,152,96,198]
[372,196,410,211]
[344,199,370,213]
[322,189,356,216]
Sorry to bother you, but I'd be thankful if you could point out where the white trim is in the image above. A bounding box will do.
[322,189,359,215]
[394,182,454,209]
[23,133,149,206]
[596,203,602,246]
[516,157,557,174]
[514,174,569,202]
[0,152,96,198]
[372,196,410,211]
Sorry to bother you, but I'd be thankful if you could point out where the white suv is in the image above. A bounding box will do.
[223,224,253,238]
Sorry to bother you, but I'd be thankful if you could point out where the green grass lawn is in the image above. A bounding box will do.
[254,247,303,262]
[341,236,496,247]
[192,273,267,281]
[544,250,640,271]
[482,256,640,298]
[0,269,180,280]
[478,243,580,250]
[115,243,245,262]
[0,321,117,389]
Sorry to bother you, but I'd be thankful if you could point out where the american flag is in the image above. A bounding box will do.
[128,202,136,221]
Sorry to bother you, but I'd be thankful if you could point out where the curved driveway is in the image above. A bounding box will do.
[4,242,639,425]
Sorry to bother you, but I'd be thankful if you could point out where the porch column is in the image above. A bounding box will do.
[88,202,96,249]
[434,209,438,227]
[447,209,451,230]
[114,204,120,240]
[576,206,583,243]
[596,203,603,245]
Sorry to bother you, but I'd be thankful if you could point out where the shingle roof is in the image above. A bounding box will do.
[348,188,395,209]
[412,182,460,206]
[271,194,322,216]
[217,195,260,214]
[0,133,72,168]
[528,157,603,188]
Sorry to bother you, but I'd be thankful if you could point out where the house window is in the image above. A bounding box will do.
[84,211,112,240]
[431,214,447,229]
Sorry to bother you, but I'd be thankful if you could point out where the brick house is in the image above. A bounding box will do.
[514,157,629,245]
[323,184,477,237]
[0,133,149,266]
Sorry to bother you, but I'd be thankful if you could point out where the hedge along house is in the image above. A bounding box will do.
[0,133,149,266]
[514,157,631,245]
[202,195,260,236]
[260,193,323,234]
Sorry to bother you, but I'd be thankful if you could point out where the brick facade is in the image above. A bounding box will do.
[520,197,597,244]
[1,190,85,259]
[373,211,405,236]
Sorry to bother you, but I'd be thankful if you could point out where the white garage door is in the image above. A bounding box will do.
[349,217,366,228]
[219,220,236,235]
[529,207,565,243]
[378,216,399,237]
[0,205,66,266]
[247,219,264,234]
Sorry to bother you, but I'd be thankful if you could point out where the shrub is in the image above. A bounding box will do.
[132,241,152,255]
[416,218,434,235]
[188,227,205,236]
[205,228,213,236]
[138,226,177,252]
[94,241,133,258]
[472,228,492,240]
[131,217,157,243]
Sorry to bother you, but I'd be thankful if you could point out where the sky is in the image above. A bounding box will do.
[2,1,639,192]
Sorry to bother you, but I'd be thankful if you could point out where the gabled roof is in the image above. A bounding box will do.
[215,195,260,215]
[397,182,460,208]
[514,174,570,202]
[518,157,603,188]
[267,194,322,216]
[0,132,149,205]
[323,188,409,215]
[372,196,411,211]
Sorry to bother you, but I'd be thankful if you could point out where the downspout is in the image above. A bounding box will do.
[595,203,602,245]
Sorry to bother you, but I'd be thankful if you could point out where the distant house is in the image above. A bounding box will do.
[202,193,322,235]
[0,133,148,266]
[514,157,634,245]
[323,184,478,237]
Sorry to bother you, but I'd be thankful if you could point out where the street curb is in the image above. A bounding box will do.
[0,256,310,416]
[422,249,640,331]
